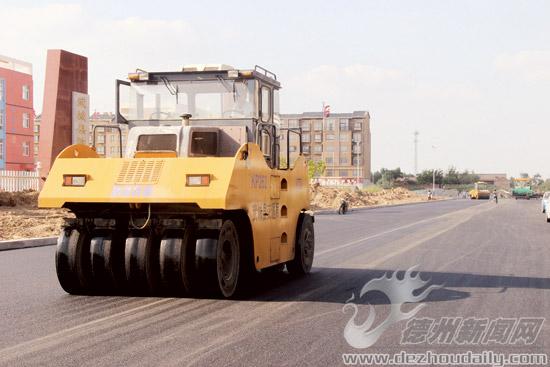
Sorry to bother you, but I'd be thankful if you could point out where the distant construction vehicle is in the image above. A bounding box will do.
[512,177,534,200]
[469,181,491,200]
[38,65,315,298]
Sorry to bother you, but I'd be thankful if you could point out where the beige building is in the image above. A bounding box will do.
[35,113,128,161]
[280,111,371,184]
[88,112,128,157]
[478,173,510,190]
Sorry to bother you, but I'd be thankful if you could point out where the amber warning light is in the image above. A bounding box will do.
[186,174,210,186]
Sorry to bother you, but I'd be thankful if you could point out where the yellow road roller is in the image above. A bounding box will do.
[469,181,491,200]
[39,65,314,298]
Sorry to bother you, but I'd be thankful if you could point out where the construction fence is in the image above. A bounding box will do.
[0,170,40,192]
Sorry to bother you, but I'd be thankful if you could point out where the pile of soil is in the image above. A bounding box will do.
[0,186,429,240]
[310,185,424,210]
[0,191,70,241]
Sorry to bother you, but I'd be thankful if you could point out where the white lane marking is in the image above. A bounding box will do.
[316,203,490,257]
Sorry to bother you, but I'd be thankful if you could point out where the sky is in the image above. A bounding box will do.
[1,0,550,177]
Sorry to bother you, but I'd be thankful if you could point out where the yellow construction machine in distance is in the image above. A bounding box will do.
[39,65,314,298]
[469,181,491,200]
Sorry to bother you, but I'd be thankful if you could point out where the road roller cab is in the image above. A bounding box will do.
[39,65,314,298]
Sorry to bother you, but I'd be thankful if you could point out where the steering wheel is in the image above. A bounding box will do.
[222,109,244,118]
[149,111,171,119]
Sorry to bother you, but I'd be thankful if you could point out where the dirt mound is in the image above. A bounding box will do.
[0,190,39,208]
[310,185,421,210]
[0,190,70,240]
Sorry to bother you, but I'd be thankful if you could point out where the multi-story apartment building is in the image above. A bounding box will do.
[280,111,371,183]
[89,112,128,157]
[35,112,128,161]
[0,55,35,171]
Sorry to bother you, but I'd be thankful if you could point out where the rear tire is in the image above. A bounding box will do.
[56,227,92,295]
[124,232,160,294]
[287,214,315,275]
[216,220,241,298]
[90,230,125,293]
[159,226,197,295]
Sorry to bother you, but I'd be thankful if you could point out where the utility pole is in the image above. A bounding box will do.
[414,130,419,175]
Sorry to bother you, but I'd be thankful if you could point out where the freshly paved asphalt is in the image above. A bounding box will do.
[1,199,549,366]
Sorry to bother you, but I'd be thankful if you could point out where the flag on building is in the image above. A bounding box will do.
[323,104,331,118]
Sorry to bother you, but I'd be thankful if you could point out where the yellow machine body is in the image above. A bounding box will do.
[39,143,310,270]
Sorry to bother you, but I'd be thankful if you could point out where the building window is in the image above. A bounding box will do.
[302,133,310,142]
[326,157,333,164]
[22,141,30,156]
[289,119,299,129]
[326,145,334,152]
[339,157,348,164]
[325,118,336,131]
[314,121,323,130]
[325,169,333,176]
[34,135,39,143]
[302,144,310,153]
[339,134,349,142]
[110,146,119,155]
[33,124,39,133]
[22,85,30,101]
[0,141,3,159]
[353,144,362,154]
[23,113,30,128]
[97,135,105,143]
[340,170,349,177]
[352,132,361,142]
[340,145,348,152]
[110,135,116,143]
[34,145,39,156]
[289,145,297,152]
[314,133,322,142]
[339,119,349,131]
[326,133,335,141]
[301,121,310,131]
[96,145,105,155]
[353,121,362,130]
[353,156,362,165]
[313,145,322,153]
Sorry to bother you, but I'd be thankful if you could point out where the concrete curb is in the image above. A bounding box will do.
[313,197,456,215]
[0,236,57,252]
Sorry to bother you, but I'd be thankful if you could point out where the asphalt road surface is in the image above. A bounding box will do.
[1,199,549,366]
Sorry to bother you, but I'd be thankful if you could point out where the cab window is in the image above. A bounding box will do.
[261,87,271,122]
[190,131,218,156]
[137,134,177,151]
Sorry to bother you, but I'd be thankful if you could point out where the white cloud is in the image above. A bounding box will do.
[0,3,214,113]
[495,50,550,81]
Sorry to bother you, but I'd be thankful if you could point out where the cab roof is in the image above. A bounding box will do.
[129,65,280,89]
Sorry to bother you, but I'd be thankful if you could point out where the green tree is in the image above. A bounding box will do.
[416,169,444,185]
[307,160,326,179]
[443,167,460,185]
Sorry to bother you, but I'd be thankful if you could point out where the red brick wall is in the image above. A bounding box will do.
[0,67,34,171]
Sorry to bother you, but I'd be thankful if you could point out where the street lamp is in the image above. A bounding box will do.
[432,145,437,195]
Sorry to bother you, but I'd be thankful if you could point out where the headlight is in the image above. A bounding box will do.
[63,175,87,186]
[186,174,210,186]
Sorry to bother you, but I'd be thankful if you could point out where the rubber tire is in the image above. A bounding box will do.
[159,226,197,295]
[287,214,315,275]
[547,217,550,223]
[124,232,160,295]
[216,220,242,298]
[90,230,125,293]
[56,227,92,295]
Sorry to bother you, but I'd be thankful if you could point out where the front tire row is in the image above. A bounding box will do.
[55,213,315,298]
